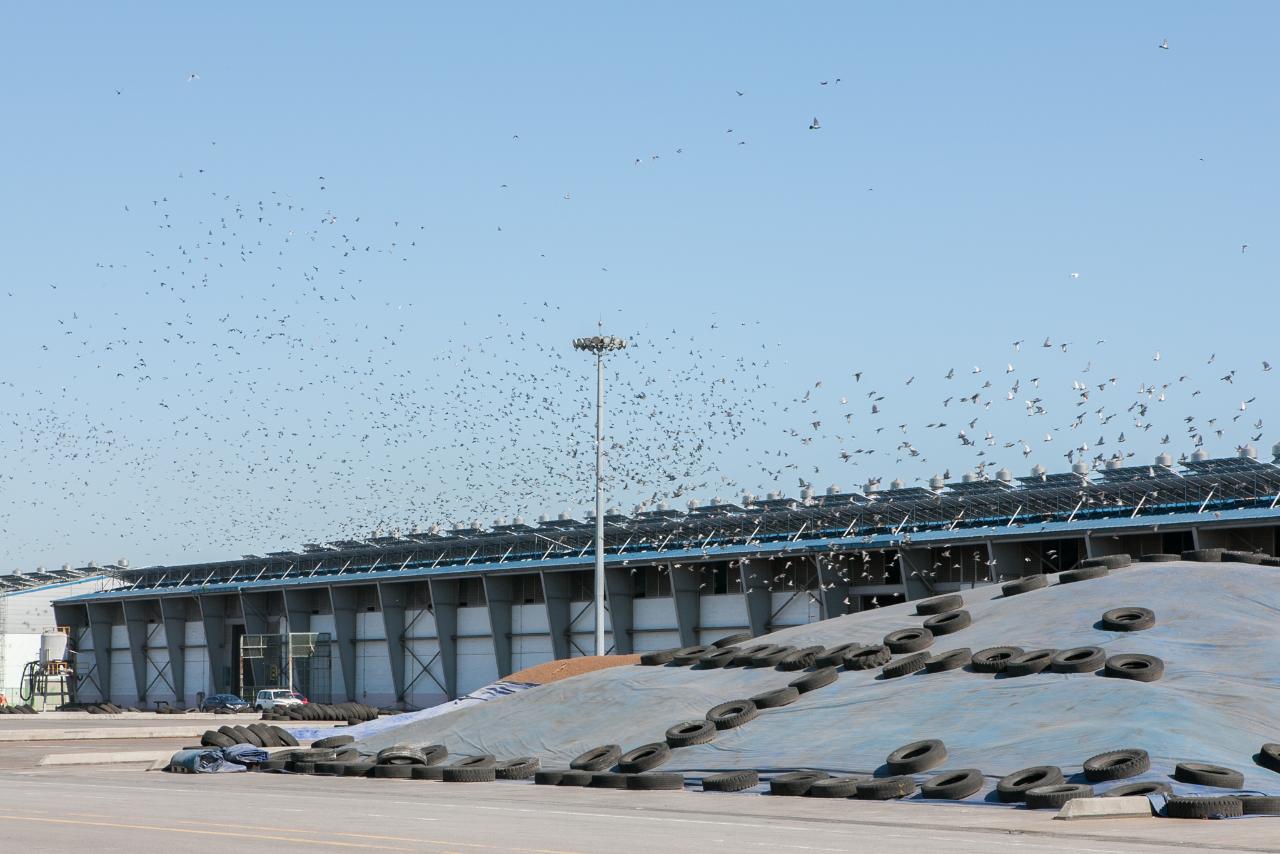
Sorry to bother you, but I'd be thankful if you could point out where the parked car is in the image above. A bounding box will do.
[254,688,305,712]
[200,693,250,713]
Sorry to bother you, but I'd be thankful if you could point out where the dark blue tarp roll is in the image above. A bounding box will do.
[222,743,269,765]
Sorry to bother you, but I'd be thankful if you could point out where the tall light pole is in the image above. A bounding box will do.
[572,331,627,656]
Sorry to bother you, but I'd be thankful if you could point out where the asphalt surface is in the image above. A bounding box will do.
[1,761,1277,854]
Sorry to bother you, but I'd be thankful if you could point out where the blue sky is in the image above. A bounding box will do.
[1,4,1277,569]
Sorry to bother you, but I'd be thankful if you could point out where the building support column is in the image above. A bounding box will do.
[239,591,271,690]
[376,583,408,704]
[198,595,229,695]
[814,555,850,620]
[739,558,772,638]
[482,575,514,678]
[158,597,188,706]
[426,579,459,700]
[988,540,1024,581]
[603,565,634,654]
[898,548,933,601]
[669,563,700,647]
[328,586,358,702]
[281,589,312,635]
[540,572,571,661]
[85,602,116,702]
[121,600,149,705]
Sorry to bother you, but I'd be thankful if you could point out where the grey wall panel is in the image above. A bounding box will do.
[121,599,149,704]
[482,575,514,678]
[281,589,312,634]
[427,578,459,700]
[377,582,409,703]
[86,602,116,701]
[898,548,933,601]
[814,556,849,621]
[328,586,358,702]
[239,591,271,688]
[198,595,230,694]
[603,566,634,654]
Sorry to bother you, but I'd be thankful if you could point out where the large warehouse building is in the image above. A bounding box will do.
[50,448,1280,711]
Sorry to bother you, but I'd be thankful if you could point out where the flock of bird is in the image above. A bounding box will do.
[1,37,1272,574]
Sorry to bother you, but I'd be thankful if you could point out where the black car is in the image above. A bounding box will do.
[200,693,250,713]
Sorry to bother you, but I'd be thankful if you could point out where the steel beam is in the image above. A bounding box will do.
[482,575,514,678]
[669,563,700,647]
[239,590,272,689]
[898,548,933,601]
[198,595,230,694]
[281,589,312,634]
[377,582,409,703]
[427,579,459,699]
[85,602,116,702]
[157,596,188,705]
[603,565,634,654]
[121,599,150,705]
[814,556,849,620]
[328,586,358,702]
[739,558,772,639]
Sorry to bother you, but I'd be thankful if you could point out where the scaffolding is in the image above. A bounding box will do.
[240,632,331,704]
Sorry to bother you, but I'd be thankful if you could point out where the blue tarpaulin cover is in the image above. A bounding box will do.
[353,561,1280,802]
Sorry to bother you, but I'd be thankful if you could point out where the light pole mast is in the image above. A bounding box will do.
[572,330,626,656]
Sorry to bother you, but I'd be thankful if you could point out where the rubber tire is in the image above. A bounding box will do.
[1259,743,1280,773]
[1060,565,1107,584]
[694,648,739,669]
[815,643,862,668]
[751,686,800,709]
[729,644,774,666]
[1050,646,1105,674]
[703,770,759,792]
[626,772,684,790]
[671,645,713,666]
[770,771,829,796]
[881,652,930,679]
[1181,548,1223,562]
[420,744,449,766]
[1083,749,1150,782]
[1237,796,1280,815]
[777,645,825,671]
[1103,654,1164,682]
[1139,554,1180,563]
[1222,550,1264,564]
[272,724,301,746]
[571,745,621,771]
[1002,575,1048,596]
[883,628,934,654]
[1166,796,1243,819]
[923,610,971,636]
[973,646,1024,674]
[916,593,963,616]
[345,762,375,777]
[921,768,983,800]
[807,776,863,798]
[886,739,947,774]
[589,771,629,788]
[1101,607,1155,632]
[452,755,496,769]
[201,730,236,748]
[495,757,539,779]
[1026,783,1094,810]
[748,645,795,668]
[1103,781,1171,798]
[377,746,426,766]
[844,645,892,670]
[924,648,971,673]
[1173,762,1245,788]
[789,666,838,693]
[640,649,676,666]
[1004,649,1055,677]
[555,769,594,786]
[373,764,412,779]
[712,632,753,648]
[666,720,716,748]
[856,776,916,800]
[617,742,672,774]
[534,770,566,785]
[706,700,759,730]
[997,766,1064,802]
[412,765,444,780]
[312,734,355,749]
[312,762,345,776]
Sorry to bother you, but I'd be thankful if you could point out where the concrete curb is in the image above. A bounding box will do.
[1055,796,1154,820]
[0,721,339,742]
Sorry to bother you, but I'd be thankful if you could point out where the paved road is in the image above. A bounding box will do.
[0,763,1276,854]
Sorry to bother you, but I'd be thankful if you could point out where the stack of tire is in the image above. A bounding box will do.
[263,702,380,724]
[0,704,38,714]
[58,702,135,714]
[201,722,300,751]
